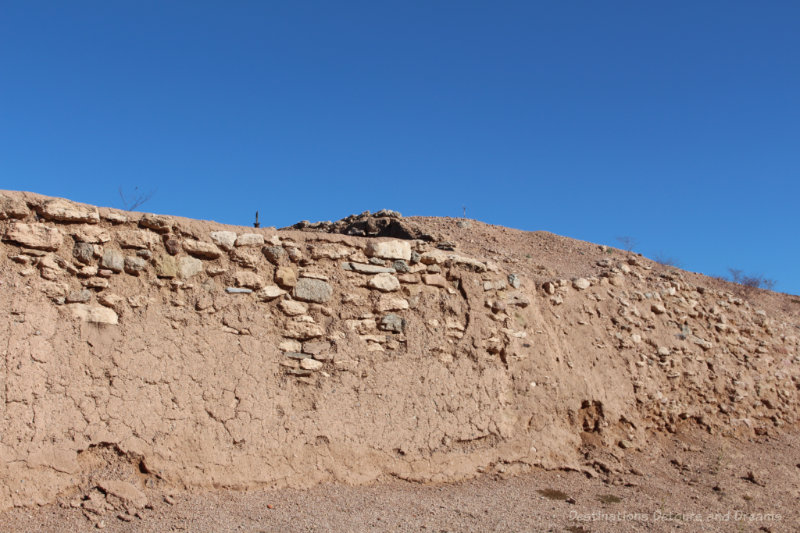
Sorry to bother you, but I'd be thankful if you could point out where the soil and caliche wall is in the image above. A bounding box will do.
[1,191,798,511]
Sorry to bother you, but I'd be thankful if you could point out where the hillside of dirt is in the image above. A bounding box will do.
[0,191,798,529]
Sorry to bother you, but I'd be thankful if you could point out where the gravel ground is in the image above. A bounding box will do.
[2,430,797,533]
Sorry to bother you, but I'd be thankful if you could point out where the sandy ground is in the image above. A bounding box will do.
[2,429,797,533]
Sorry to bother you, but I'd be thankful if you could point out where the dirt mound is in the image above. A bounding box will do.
[1,191,798,521]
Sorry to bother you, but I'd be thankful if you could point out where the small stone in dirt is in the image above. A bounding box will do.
[508,273,520,288]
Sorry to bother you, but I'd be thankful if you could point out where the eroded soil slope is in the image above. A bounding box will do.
[1,191,798,523]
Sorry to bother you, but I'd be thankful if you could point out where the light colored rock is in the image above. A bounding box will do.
[423,274,448,288]
[118,230,157,249]
[209,231,237,250]
[374,296,409,312]
[368,273,400,292]
[235,270,264,289]
[343,262,395,274]
[542,281,556,295]
[0,194,29,219]
[279,339,302,352]
[37,199,99,224]
[293,278,333,303]
[483,279,507,291]
[275,266,297,289]
[70,226,111,244]
[310,244,352,259]
[280,299,308,316]
[69,304,119,325]
[102,212,128,224]
[299,358,323,371]
[256,285,286,300]
[365,240,411,261]
[183,239,222,259]
[97,479,147,509]
[572,278,591,290]
[100,250,124,273]
[3,222,63,251]
[235,233,264,247]
[284,321,325,339]
[419,250,487,272]
[508,274,520,289]
[651,303,667,314]
[178,256,203,279]
[139,214,172,233]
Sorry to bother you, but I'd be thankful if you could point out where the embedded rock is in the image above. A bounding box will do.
[3,222,63,251]
[293,278,333,303]
[365,240,412,261]
[36,199,100,224]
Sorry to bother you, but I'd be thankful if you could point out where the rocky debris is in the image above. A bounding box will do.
[275,266,297,289]
[36,198,100,224]
[651,303,667,314]
[0,194,29,219]
[508,273,520,288]
[225,287,252,294]
[210,231,237,250]
[182,239,221,259]
[69,304,119,324]
[96,479,148,509]
[286,210,433,241]
[293,278,333,303]
[3,222,63,250]
[366,240,412,261]
[368,273,400,292]
[101,250,124,273]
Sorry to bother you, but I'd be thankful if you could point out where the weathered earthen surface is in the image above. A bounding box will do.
[0,190,798,522]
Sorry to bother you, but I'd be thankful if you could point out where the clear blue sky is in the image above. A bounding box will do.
[1,2,798,294]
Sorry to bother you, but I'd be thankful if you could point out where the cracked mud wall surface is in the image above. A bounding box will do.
[1,190,799,510]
